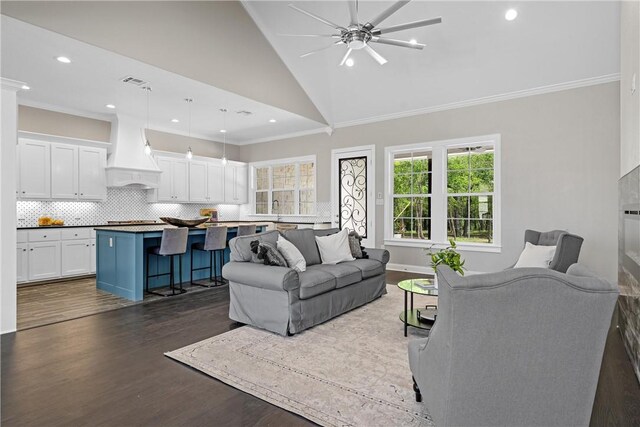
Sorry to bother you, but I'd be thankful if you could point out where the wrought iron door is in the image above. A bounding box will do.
[338,156,367,238]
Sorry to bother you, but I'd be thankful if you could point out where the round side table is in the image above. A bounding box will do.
[397,278,439,337]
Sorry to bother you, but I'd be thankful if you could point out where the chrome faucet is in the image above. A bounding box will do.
[272,199,281,222]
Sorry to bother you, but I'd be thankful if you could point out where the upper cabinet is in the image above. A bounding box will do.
[78,147,107,200]
[17,137,107,202]
[18,139,51,199]
[154,157,189,202]
[150,153,246,205]
[224,163,248,204]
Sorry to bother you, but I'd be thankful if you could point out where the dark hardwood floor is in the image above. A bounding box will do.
[2,271,639,426]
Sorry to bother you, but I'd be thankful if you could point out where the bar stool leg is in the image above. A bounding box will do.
[210,251,214,281]
[179,254,184,293]
[170,255,175,296]
[145,252,150,293]
[190,248,194,285]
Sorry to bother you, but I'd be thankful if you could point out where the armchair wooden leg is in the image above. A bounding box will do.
[413,376,422,402]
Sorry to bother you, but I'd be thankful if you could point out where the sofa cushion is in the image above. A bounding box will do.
[298,269,336,299]
[230,230,279,262]
[342,259,384,279]
[282,229,322,266]
[308,263,361,288]
[313,228,340,237]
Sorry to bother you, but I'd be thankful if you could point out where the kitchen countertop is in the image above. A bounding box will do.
[18,220,331,230]
[94,222,272,233]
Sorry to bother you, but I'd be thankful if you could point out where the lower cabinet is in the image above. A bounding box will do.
[17,228,98,284]
[16,243,28,283]
[90,239,96,274]
[27,241,61,281]
[61,239,92,276]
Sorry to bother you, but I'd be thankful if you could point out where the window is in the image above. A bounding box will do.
[250,156,316,216]
[392,150,432,240]
[447,146,495,243]
[385,135,500,251]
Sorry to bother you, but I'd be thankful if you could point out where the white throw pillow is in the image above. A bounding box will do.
[277,235,306,272]
[315,229,355,265]
[513,242,557,268]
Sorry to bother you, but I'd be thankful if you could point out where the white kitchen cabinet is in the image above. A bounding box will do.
[27,241,61,281]
[189,160,225,203]
[224,163,248,204]
[78,147,107,200]
[18,139,51,199]
[16,243,28,283]
[208,162,225,202]
[189,161,208,203]
[61,239,92,276]
[51,143,78,199]
[156,157,189,202]
[90,239,96,274]
[17,136,107,201]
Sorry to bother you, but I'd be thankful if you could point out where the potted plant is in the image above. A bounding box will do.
[426,240,465,278]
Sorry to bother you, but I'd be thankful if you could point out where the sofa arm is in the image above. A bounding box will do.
[366,248,390,265]
[222,262,299,292]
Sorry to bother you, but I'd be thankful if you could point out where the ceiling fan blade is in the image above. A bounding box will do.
[363,44,388,65]
[300,41,343,58]
[339,48,353,66]
[364,0,411,30]
[278,34,342,38]
[347,0,359,26]
[373,17,442,35]
[288,4,347,31]
[370,37,425,50]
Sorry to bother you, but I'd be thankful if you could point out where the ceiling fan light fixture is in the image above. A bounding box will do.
[345,57,355,67]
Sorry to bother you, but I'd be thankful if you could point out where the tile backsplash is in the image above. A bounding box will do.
[17,187,240,227]
[16,188,333,227]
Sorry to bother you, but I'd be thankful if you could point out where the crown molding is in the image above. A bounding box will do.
[2,77,27,91]
[334,73,620,129]
[237,125,332,145]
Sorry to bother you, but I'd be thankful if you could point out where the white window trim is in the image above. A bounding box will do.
[248,155,317,217]
[384,134,501,253]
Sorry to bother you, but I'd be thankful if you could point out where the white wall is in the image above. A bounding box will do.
[1,79,22,334]
[240,82,620,283]
[620,0,640,176]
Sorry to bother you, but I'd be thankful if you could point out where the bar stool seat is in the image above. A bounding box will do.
[145,227,189,297]
[191,226,228,287]
[237,224,257,237]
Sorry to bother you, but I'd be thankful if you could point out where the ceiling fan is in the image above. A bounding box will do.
[283,0,442,66]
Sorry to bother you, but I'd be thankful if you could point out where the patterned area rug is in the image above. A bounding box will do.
[165,285,435,427]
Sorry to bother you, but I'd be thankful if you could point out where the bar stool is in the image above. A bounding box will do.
[190,226,228,287]
[145,227,189,297]
[237,224,257,236]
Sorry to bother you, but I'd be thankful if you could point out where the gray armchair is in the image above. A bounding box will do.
[520,229,584,273]
[409,265,618,427]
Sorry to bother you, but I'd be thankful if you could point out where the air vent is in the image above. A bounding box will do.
[121,76,148,86]
[236,110,253,116]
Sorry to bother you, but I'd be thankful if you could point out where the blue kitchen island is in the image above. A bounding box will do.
[94,223,267,301]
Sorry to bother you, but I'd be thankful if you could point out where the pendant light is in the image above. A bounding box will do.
[143,86,152,156]
[185,98,193,160]
[220,108,228,166]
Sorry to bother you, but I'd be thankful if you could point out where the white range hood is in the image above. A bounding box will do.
[106,115,161,189]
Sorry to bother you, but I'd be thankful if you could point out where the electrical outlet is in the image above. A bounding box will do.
[109,237,113,248]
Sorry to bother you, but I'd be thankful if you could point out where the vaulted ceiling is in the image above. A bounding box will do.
[1,1,621,143]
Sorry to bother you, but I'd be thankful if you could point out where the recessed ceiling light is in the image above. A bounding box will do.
[105,104,116,109]
[345,58,355,67]
[21,85,30,90]
[269,119,277,123]
[409,39,417,45]
[56,56,71,63]
[171,118,180,123]
[220,129,227,133]
[505,9,518,21]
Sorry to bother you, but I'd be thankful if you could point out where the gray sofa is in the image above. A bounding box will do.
[409,264,618,427]
[222,228,390,336]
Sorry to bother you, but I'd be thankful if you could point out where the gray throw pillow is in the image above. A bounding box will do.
[348,231,368,259]
[250,240,288,267]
